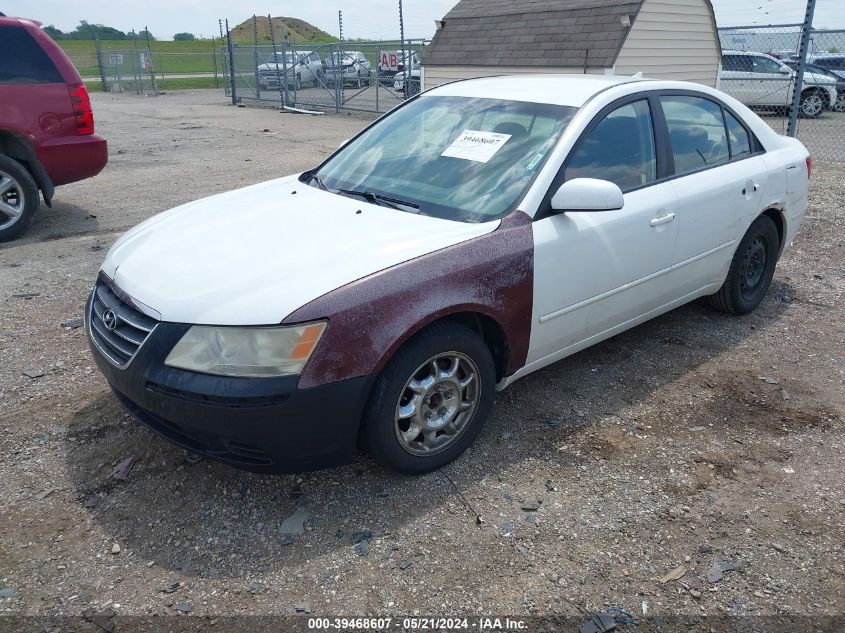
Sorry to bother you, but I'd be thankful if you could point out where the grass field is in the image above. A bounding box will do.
[59,40,223,76]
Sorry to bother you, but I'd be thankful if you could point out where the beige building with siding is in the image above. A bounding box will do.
[422,0,720,89]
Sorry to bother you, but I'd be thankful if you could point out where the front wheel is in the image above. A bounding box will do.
[834,92,845,113]
[799,90,825,118]
[707,215,780,315]
[0,155,40,242]
[361,322,496,475]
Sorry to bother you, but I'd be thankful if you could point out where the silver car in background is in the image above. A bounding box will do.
[257,50,323,90]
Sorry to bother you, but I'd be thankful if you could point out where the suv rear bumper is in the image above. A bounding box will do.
[40,134,107,187]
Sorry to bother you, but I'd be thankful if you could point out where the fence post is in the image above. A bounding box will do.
[787,0,818,137]
[252,15,260,99]
[93,33,108,92]
[211,36,219,88]
[144,26,158,96]
[226,19,237,105]
[267,15,285,109]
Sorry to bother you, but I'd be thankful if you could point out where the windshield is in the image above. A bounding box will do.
[310,95,577,223]
[267,52,294,64]
[328,52,357,65]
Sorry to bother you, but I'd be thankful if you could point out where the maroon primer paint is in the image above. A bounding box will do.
[284,210,534,389]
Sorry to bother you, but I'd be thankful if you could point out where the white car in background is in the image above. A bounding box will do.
[87,75,810,475]
[719,50,837,117]
[257,50,322,90]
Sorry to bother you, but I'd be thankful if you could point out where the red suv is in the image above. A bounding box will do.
[0,14,107,241]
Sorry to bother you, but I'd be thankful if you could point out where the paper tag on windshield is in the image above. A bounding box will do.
[441,130,511,163]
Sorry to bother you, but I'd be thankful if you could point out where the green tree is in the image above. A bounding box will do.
[43,25,66,39]
[173,32,195,41]
[138,28,156,41]
[67,21,127,40]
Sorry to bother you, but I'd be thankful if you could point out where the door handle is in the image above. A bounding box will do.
[650,213,676,227]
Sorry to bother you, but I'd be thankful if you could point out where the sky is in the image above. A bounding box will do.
[4,0,845,41]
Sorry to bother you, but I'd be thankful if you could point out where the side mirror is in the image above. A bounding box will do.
[779,65,792,75]
[551,178,624,212]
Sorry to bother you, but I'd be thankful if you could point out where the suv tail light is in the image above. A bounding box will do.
[806,156,813,179]
[68,83,94,135]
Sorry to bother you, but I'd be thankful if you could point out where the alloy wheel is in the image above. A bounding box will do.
[0,169,25,231]
[801,92,824,117]
[394,351,481,456]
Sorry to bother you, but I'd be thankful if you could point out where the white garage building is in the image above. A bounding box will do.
[423,0,721,89]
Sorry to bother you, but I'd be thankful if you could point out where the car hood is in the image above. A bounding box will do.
[802,71,836,84]
[257,63,291,71]
[101,176,499,325]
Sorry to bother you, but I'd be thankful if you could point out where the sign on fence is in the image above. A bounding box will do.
[109,53,123,65]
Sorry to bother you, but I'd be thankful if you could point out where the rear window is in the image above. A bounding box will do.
[0,26,64,84]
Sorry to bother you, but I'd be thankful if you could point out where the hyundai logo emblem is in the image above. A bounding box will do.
[102,310,118,331]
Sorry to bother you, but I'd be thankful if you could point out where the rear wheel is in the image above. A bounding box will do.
[362,322,496,475]
[0,155,39,242]
[834,92,845,113]
[707,215,780,315]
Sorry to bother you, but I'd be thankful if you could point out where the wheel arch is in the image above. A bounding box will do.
[761,207,787,255]
[800,86,830,109]
[374,309,512,384]
[0,129,54,205]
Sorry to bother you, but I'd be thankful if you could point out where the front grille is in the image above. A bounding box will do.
[89,281,158,368]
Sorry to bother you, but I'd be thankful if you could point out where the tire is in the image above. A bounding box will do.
[799,89,826,118]
[361,322,496,475]
[0,154,40,242]
[834,92,845,113]
[313,73,321,88]
[707,214,780,315]
[295,74,302,91]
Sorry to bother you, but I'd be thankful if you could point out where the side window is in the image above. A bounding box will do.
[724,111,752,158]
[661,96,730,175]
[565,100,657,191]
[0,26,64,84]
[722,54,752,72]
[752,56,784,74]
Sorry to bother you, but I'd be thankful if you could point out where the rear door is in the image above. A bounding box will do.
[659,94,770,296]
[720,54,756,105]
[528,97,679,365]
[0,22,75,153]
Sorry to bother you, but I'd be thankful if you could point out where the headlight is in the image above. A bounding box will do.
[164,322,326,378]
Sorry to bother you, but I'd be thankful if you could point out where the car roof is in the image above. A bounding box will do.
[426,74,645,107]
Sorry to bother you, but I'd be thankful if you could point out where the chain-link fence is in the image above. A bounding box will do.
[219,18,428,114]
[718,25,845,163]
[64,40,224,95]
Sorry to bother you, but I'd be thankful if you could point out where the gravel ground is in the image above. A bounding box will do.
[0,91,843,630]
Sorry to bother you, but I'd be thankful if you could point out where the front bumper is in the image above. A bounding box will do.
[86,292,374,473]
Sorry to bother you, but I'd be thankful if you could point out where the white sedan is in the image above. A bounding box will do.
[86,75,810,475]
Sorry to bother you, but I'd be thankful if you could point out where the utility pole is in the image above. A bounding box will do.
[399,0,406,96]
[338,10,343,41]
[787,0,817,137]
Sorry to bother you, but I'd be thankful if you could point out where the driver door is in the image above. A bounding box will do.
[528,98,679,367]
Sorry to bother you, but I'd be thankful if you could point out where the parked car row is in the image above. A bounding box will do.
[719,50,844,117]
[257,49,421,92]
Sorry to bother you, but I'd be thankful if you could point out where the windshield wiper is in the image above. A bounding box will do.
[306,171,328,190]
[336,188,420,212]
